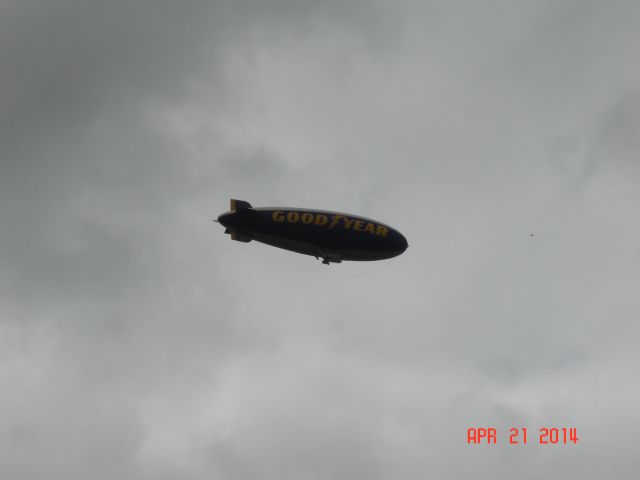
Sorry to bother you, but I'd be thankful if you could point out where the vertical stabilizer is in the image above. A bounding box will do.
[230,199,252,210]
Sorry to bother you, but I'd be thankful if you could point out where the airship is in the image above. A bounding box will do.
[216,199,408,264]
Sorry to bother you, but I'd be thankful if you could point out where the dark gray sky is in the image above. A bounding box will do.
[2,1,639,478]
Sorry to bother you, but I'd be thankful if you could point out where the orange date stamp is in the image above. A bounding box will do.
[467,427,579,445]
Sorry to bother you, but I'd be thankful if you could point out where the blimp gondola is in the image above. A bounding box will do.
[216,199,408,265]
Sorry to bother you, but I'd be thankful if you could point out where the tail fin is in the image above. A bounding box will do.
[230,199,252,210]
[225,199,254,242]
[230,230,253,243]
[224,227,253,243]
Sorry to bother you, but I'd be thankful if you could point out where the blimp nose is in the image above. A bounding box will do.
[397,232,409,252]
[389,231,408,255]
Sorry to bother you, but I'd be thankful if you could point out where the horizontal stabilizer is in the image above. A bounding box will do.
[230,199,252,210]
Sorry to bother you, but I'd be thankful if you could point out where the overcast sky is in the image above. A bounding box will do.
[1,1,639,478]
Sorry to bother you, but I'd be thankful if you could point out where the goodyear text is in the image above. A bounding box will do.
[272,211,388,237]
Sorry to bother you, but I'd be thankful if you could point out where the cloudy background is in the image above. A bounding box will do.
[2,0,639,478]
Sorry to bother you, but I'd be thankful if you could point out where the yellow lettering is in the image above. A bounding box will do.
[353,220,364,231]
[315,215,328,226]
[301,213,314,224]
[272,211,285,222]
[287,212,300,223]
[376,225,388,237]
[364,223,375,234]
[329,215,343,229]
[343,218,354,229]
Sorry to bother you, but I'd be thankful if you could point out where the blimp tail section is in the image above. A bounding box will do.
[230,199,252,210]
[223,199,255,242]
[225,228,253,243]
[230,230,253,243]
